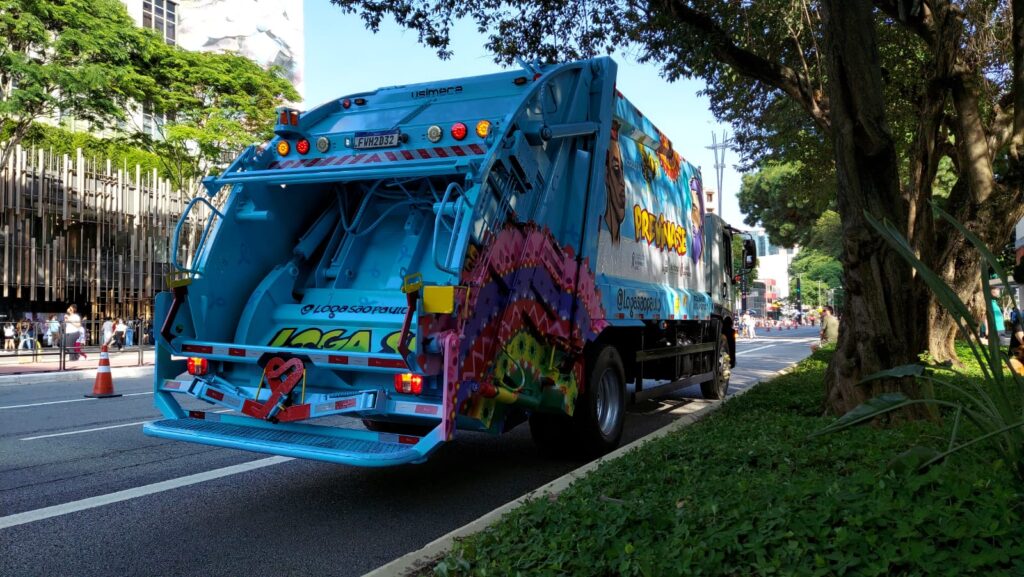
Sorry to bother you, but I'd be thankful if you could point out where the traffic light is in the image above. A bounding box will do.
[795,277,802,297]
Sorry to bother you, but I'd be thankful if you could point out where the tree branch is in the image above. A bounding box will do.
[872,0,936,44]
[1012,0,1023,157]
[951,76,996,204]
[660,0,831,134]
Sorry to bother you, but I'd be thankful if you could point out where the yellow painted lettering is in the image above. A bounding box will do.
[633,204,643,242]
[268,328,295,347]
[290,328,323,348]
[339,330,371,352]
[319,329,346,349]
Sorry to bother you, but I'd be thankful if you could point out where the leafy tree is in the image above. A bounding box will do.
[805,210,841,258]
[737,162,834,248]
[791,248,843,289]
[329,0,1024,416]
[131,43,299,196]
[14,121,165,176]
[0,0,152,167]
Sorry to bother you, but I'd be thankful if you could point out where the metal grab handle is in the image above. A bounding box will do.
[172,196,225,273]
[432,182,471,275]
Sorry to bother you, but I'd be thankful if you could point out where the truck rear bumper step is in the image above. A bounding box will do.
[144,418,435,467]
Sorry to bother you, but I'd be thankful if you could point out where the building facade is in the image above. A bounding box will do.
[121,0,304,97]
[1,2,304,321]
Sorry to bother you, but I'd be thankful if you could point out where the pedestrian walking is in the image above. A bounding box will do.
[45,315,59,347]
[101,317,113,348]
[3,322,14,352]
[113,318,127,351]
[64,304,83,361]
[18,320,34,352]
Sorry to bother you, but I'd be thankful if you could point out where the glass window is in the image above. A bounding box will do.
[143,0,177,45]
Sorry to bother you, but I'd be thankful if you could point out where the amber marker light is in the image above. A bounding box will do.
[475,120,491,138]
[276,141,290,156]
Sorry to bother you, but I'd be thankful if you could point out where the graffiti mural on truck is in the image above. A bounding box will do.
[266,328,413,353]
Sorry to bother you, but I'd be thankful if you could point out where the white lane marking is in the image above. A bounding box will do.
[19,409,230,440]
[737,345,778,355]
[0,391,152,410]
[0,398,96,410]
[21,421,149,441]
[0,456,293,530]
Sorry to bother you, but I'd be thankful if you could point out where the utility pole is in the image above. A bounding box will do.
[706,131,733,216]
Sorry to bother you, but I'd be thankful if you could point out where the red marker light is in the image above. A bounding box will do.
[279,110,289,124]
[342,98,351,109]
[296,139,310,155]
[394,373,423,395]
[289,110,299,125]
[187,357,208,376]
[451,122,467,141]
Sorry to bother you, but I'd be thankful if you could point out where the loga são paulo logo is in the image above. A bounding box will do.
[632,204,688,256]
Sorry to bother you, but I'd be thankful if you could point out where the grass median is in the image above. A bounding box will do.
[434,346,1024,576]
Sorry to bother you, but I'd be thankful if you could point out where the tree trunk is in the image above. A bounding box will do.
[822,0,929,417]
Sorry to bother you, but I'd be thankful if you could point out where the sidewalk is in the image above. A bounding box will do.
[0,347,155,381]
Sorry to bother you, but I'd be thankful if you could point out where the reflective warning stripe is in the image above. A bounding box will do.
[177,342,406,370]
[266,144,489,170]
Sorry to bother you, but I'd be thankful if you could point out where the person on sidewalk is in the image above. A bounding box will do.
[45,315,59,347]
[64,305,82,361]
[101,317,113,348]
[18,320,34,352]
[812,306,840,351]
[3,323,14,352]
[113,318,127,351]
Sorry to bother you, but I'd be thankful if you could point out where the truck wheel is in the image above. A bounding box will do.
[701,334,731,400]
[573,345,626,456]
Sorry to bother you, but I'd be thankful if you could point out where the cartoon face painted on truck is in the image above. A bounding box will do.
[603,121,626,244]
[595,94,707,295]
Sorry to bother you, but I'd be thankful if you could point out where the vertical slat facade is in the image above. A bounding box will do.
[0,145,208,320]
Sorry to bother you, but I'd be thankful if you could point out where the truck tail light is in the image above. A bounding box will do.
[394,373,423,395]
[289,110,299,125]
[276,141,290,156]
[296,139,310,155]
[187,357,208,376]
[475,120,490,138]
[450,122,467,141]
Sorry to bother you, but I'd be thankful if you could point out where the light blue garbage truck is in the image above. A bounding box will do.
[144,57,756,467]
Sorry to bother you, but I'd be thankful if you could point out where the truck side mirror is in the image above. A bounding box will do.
[742,239,757,270]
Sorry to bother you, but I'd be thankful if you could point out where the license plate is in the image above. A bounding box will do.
[353,130,400,149]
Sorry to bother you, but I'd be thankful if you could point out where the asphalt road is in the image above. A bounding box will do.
[0,326,819,576]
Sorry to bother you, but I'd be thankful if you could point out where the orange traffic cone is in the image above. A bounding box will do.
[85,345,121,398]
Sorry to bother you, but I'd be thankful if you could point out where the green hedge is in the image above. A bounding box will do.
[4,122,166,180]
[435,348,1024,576]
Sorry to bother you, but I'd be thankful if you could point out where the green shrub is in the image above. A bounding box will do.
[434,352,1024,576]
[817,208,1024,482]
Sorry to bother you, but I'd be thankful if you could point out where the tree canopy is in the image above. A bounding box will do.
[737,162,834,248]
[0,0,151,166]
[0,0,298,193]
[132,44,298,194]
[329,0,1022,415]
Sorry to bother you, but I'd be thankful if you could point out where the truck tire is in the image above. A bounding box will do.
[529,344,626,458]
[573,344,626,456]
[701,334,731,400]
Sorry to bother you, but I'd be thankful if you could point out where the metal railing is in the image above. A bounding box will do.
[0,318,155,373]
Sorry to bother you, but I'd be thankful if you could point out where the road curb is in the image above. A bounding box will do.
[364,362,803,577]
[0,365,153,385]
